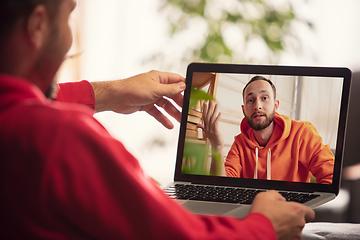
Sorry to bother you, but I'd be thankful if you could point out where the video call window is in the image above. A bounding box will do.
[182,72,343,185]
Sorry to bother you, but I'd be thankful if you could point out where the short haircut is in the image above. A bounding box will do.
[0,0,63,47]
[242,75,277,100]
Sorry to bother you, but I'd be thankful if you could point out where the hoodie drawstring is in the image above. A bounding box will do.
[254,147,271,180]
[267,148,271,180]
[254,147,258,179]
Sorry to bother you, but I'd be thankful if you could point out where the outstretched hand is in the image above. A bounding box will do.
[91,70,186,129]
[250,190,315,240]
[197,100,225,175]
[197,100,224,152]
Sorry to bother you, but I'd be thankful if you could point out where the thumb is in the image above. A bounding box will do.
[304,207,315,222]
[159,82,186,97]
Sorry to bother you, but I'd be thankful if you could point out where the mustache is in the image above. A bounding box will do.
[251,111,266,118]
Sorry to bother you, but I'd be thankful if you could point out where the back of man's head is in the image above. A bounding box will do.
[242,75,277,100]
[0,0,63,49]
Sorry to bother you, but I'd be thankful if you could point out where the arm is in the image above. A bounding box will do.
[91,70,185,129]
[224,140,243,178]
[310,146,334,184]
[56,70,186,129]
[303,123,334,184]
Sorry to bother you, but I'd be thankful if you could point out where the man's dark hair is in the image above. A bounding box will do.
[242,75,277,100]
[0,0,63,47]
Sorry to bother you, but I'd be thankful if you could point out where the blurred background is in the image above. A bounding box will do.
[57,0,360,222]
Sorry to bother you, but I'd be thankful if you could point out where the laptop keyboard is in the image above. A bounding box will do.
[166,184,320,205]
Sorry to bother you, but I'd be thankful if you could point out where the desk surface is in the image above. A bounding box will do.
[302,222,360,240]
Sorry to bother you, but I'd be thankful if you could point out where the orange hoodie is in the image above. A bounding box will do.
[225,112,334,184]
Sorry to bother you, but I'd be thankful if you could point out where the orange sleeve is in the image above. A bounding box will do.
[310,145,334,184]
[225,138,242,178]
[303,123,334,184]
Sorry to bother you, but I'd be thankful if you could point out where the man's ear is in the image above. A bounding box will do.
[274,99,280,111]
[241,105,245,115]
[26,5,50,49]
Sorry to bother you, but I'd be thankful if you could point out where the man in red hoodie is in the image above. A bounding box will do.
[0,0,314,239]
[199,76,334,184]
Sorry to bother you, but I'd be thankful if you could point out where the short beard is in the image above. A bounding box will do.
[245,110,275,131]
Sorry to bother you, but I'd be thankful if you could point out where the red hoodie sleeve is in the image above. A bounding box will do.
[56,80,95,110]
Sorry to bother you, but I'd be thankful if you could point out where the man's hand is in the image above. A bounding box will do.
[197,100,225,175]
[250,190,315,240]
[91,70,186,129]
[197,100,224,153]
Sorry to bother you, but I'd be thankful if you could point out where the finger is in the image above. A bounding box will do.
[261,190,286,201]
[170,93,184,108]
[158,71,186,85]
[147,106,174,129]
[161,82,186,95]
[206,101,215,131]
[209,103,219,127]
[154,98,182,123]
[163,100,182,123]
[202,102,208,125]
[214,111,221,127]
[156,98,168,109]
[304,206,315,222]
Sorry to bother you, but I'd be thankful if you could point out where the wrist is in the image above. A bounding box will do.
[91,80,121,112]
[90,81,106,112]
[210,139,224,153]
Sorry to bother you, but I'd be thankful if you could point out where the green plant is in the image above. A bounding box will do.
[158,0,311,65]
[182,139,223,176]
[189,86,214,108]
[182,140,208,175]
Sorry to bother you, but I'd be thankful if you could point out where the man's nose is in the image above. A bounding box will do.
[254,99,262,110]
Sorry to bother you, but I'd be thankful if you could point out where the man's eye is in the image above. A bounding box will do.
[263,96,268,100]
[248,99,253,103]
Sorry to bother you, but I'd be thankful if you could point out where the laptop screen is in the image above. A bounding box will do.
[175,63,352,194]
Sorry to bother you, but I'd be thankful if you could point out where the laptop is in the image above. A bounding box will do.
[164,62,352,218]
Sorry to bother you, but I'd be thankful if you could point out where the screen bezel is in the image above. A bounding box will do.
[175,62,352,194]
